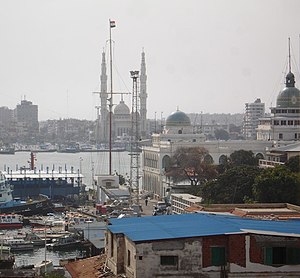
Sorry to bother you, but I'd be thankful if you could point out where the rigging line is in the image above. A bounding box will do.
[266,59,288,108]
[290,43,300,80]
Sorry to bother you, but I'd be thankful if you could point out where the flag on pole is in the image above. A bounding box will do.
[110,20,116,28]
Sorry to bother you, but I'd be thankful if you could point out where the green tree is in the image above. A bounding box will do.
[285,155,300,173]
[215,129,230,140]
[201,165,260,204]
[229,150,258,166]
[253,166,299,204]
[166,147,217,186]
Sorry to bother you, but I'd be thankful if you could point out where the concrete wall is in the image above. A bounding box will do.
[107,232,300,277]
[130,238,203,278]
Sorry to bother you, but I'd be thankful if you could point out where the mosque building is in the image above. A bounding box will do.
[97,51,149,145]
[142,45,299,199]
[256,66,300,142]
[142,108,273,199]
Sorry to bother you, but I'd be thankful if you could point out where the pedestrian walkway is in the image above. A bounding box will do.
[140,198,156,216]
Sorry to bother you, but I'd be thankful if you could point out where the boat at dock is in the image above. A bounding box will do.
[4,238,34,252]
[0,214,23,229]
[0,146,15,155]
[46,235,82,251]
[0,172,52,216]
[2,152,84,202]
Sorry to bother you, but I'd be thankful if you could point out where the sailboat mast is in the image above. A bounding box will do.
[108,19,114,175]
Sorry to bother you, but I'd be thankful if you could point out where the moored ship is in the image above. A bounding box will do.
[0,214,23,229]
[0,172,52,216]
[2,152,84,203]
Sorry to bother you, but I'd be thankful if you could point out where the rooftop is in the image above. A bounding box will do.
[107,213,300,242]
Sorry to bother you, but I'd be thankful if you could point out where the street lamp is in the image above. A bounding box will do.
[79,157,83,174]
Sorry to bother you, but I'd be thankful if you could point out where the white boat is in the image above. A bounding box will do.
[46,235,82,251]
[0,214,23,229]
[4,238,34,252]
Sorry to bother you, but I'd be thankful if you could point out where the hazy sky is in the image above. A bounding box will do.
[0,0,300,121]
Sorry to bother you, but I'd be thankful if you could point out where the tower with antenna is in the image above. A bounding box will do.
[129,70,141,206]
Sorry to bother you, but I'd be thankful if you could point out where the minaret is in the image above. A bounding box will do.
[100,51,108,143]
[139,51,148,138]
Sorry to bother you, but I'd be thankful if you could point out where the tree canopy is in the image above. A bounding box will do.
[165,147,217,186]
[201,165,260,204]
[253,165,299,204]
[285,155,300,173]
[229,149,258,166]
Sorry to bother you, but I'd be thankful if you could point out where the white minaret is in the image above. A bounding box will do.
[139,51,148,138]
[100,51,109,143]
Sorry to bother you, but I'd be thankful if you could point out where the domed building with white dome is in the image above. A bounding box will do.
[113,98,131,138]
[98,51,149,144]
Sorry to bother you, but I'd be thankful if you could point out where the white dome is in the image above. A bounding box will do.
[114,100,130,115]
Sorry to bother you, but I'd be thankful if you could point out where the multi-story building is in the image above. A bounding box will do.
[243,98,265,139]
[14,99,39,138]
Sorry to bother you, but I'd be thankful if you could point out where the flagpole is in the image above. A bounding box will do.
[109,19,113,175]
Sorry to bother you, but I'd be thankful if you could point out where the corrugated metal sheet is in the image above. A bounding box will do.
[107,213,300,242]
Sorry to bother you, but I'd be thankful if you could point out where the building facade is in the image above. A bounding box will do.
[243,98,265,139]
[142,109,273,199]
[105,213,300,278]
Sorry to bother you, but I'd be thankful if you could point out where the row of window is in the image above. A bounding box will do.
[278,133,300,140]
[273,120,300,126]
[274,109,300,114]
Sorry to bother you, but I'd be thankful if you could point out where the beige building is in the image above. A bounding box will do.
[142,109,273,199]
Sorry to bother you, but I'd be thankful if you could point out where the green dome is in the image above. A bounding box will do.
[277,87,300,108]
[277,71,300,108]
[166,110,191,126]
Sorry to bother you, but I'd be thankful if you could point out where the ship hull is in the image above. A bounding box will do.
[0,199,52,217]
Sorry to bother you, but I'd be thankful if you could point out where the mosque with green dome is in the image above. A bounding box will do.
[257,61,300,141]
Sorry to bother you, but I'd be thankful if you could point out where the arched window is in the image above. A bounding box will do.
[204,154,213,164]
[219,155,228,165]
[162,155,171,171]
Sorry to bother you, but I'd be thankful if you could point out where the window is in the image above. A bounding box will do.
[110,235,114,257]
[211,247,226,266]
[265,247,300,265]
[160,256,178,266]
[279,133,283,140]
[127,250,131,266]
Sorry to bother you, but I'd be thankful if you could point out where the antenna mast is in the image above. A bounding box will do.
[129,71,140,206]
[288,37,291,72]
[108,19,115,175]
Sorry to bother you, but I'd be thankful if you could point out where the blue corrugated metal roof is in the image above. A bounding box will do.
[107,213,300,242]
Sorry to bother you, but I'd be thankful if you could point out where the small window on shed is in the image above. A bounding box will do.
[211,247,226,266]
[160,255,178,266]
